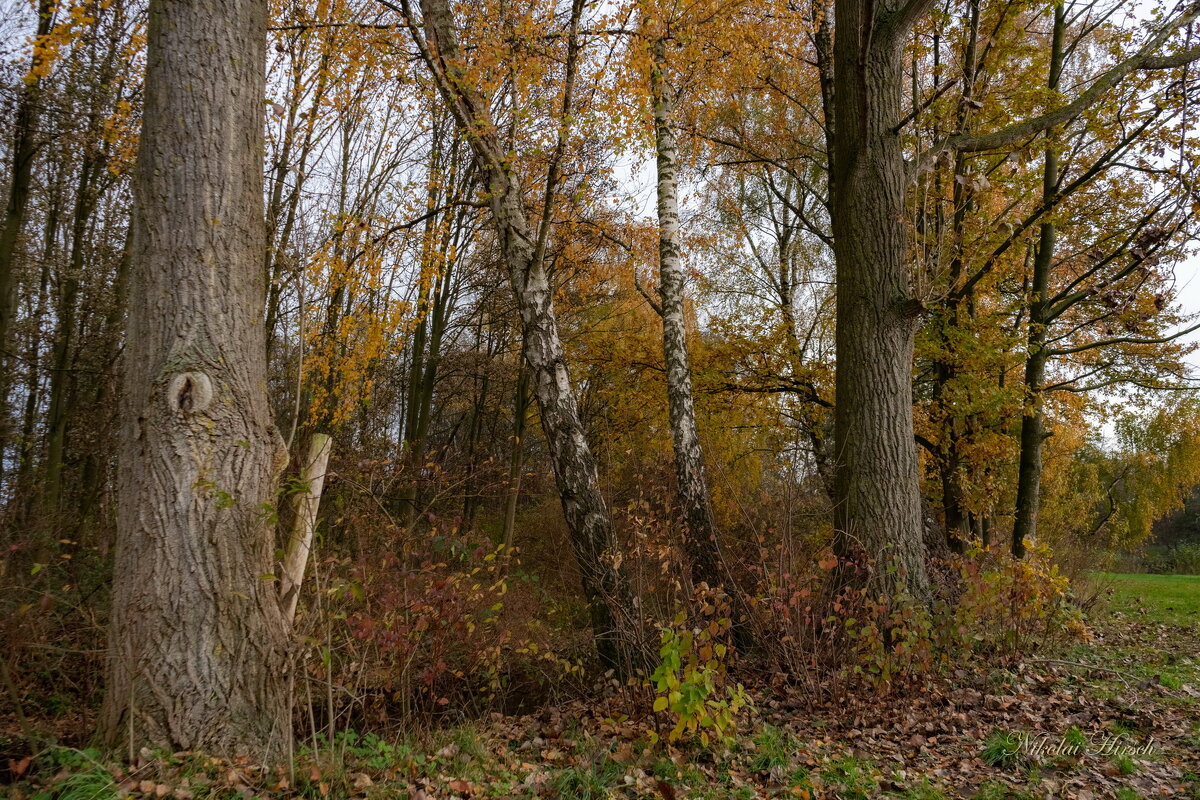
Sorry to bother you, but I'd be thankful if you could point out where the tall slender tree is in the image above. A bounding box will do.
[648,35,724,590]
[396,0,636,670]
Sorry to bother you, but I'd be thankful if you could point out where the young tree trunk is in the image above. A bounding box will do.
[100,0,292,760]
[281,433,332,623]
[43,153,101,514]
[502,366,530,554]
[410,0,634,671]
[650,39,723,590]
[0,1,54,356]
[1012,3,1066,560]
[828,0,931,600]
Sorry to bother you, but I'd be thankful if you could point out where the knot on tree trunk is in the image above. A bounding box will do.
[167,372,213,414]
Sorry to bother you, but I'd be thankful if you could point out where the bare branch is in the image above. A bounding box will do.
[1047,321,1200,357]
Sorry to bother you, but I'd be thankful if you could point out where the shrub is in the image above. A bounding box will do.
[649,601,749,747]
[336,533,514,723]
[1172,543,1200,575]
[954,546,1086,655]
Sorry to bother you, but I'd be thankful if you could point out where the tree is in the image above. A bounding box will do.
[825,0,932,599]
[396,0,636,670]
[0,0,53,360]
[100,0,292,758]
[647,29,724,590]
[824,0,1200,594]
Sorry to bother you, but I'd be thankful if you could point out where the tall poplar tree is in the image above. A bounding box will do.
[100,0,292,758]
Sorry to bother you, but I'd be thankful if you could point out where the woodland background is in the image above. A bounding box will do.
[2,0,1200,794]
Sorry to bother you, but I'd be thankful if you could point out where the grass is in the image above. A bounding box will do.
[820,755,877,800]
[550,759,620,800]
[748,724,794,771]
[980,729,1022,768]
[1098,573,1200,626]
[1113,753,1138,775]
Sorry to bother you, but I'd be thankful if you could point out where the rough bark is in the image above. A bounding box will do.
[1012,3,1066,560]
[407,0,634,670]
[650,39,723,590]
[100,0,292,760]
[828,0,930,600]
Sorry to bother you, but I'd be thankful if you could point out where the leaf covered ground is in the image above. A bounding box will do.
[4,574,1199,800]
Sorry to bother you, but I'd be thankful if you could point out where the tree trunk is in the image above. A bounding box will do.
[828,0,930,600]
[100,0,292,760]
[933,0,981,554]
[650,38,723,590]
[0,1,54,356]
[281,433,332,624]
[502,366,530,553]
[43,152,101,514]
[414,0,634,671]
[1012,2,1066,560]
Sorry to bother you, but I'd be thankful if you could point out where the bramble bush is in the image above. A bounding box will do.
[337,531,513,722]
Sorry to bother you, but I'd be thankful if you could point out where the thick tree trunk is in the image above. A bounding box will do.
[1012,3,1066,560]
[828,0,930,600]
[100,0,292,760]
[650,39,723,590]
[414,0,634,671]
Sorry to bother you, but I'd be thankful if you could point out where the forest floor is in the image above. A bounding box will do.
[4,573,1199,800]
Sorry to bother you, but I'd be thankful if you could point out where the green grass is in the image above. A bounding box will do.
[980,729,1022,768]
[820,755,877,800]
[1113,754,1138,776]
[749,724,794,771]
[1098,573,1200,626]
[550,759,620,800]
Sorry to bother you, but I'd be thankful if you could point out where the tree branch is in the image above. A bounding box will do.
[1047,321,1200,357]
[910,2,1200,176]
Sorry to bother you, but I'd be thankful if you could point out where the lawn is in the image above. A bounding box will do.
[1094,573,1200,628]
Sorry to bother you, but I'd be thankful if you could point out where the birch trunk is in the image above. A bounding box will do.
[650,39,723,590]
[414,0,633,670]
[281,433,332,623]
[100,0,292,759]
